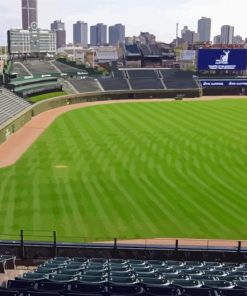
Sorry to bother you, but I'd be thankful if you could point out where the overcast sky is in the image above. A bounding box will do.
[0,0,247,45]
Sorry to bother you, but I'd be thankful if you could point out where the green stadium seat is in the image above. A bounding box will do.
[70,282,105,294]
[144,285,177,296]
[215,289,247,296]
[57,269,83,276]
[179,269,203,275]
[21,273,47,281]
[109,271,134,278]
[7,280,36,291]
[71,257,88,263]
[77,275,107,283]
[83,270,107,277]
[0,288,20,296]
[131,267,154,273]
[162,274,189,280]
[189,275,217,281]
[25,291,60,296]
[35,267,58,274]
[36,281,69,292]
[165,261,184,266]
[135,272,160,278]
[139,278,168,285]
[128,260,146,265]
[109,259,127,264]
[109,276,139,284]
[170,279,201,288]
[48,274,76,282]
[109,266,131,272]
[108,283,142,295]
[157,269,179,274]
[184,261,204,267]
[179,287,213,296]
[202,280,234,288]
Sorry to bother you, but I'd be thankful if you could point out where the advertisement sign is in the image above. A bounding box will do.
[180,50,196,61]
[200,80,247,87]
[198,49,247,70]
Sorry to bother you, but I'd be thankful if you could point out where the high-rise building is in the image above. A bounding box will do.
[22,0,38,30]
[8,29,56,54]
[73,21,88,47]
[181,27,199,44]
[140,32,156,45]
[220,25,234,44]
[213,35,221,44]
[51,20,66,49]
[233,35,244,44]
[90,23,107,46]
[109,24,125,45]
[197,17,211,42]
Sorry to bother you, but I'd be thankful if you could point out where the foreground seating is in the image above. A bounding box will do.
[2,257,247,295]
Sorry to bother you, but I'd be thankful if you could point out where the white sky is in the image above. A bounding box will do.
[0,0,247,45]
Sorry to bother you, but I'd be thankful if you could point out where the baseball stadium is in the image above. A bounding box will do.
[1,45,247,296]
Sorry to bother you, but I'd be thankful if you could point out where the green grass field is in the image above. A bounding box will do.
[1,99,247,242]
[28,91,67,103]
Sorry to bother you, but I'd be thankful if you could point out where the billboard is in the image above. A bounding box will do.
[180,50,196,61]
[198,49,247,70]
[200,80,247,87]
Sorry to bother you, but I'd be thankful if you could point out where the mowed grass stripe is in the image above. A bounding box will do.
[1,100,247,240]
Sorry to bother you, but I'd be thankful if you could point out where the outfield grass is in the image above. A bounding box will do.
[1,99,247,241]
[28,91,67,103]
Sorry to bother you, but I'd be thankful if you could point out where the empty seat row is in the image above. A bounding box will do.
[0,88,31,125]
[5,280,247,296]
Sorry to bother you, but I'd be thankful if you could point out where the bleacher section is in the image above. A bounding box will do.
[98,78,130,91]
[125,45,141,57]
[0,88,31,125]
[161,69,198,89]
[3,257,247,296]
[139,44,151,56]
[149,44,161,56]
[130,79,164,90]
[125,69,165,90]
[22,60,60,75]
[127,70,157,79]
[68,78,102,93]
[124,45,142,68]
[12,62,31,77]
[52,61,84,75]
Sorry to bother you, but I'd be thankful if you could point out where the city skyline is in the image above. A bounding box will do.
[0,0,247,45]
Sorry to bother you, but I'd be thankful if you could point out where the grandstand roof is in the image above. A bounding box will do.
[9,77,57,87]
[14,82,61,93]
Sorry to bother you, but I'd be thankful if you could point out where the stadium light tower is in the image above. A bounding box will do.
[176,23,179,47]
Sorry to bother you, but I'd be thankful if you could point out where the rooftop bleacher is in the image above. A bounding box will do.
[0,88,31,126]
[125,44,141,57]
[3,257,247,296]
[139,44,152,56]
[149,44,162,56]
[96,48,118,61]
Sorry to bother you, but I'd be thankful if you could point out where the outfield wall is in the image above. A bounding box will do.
[0,88,201,145]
